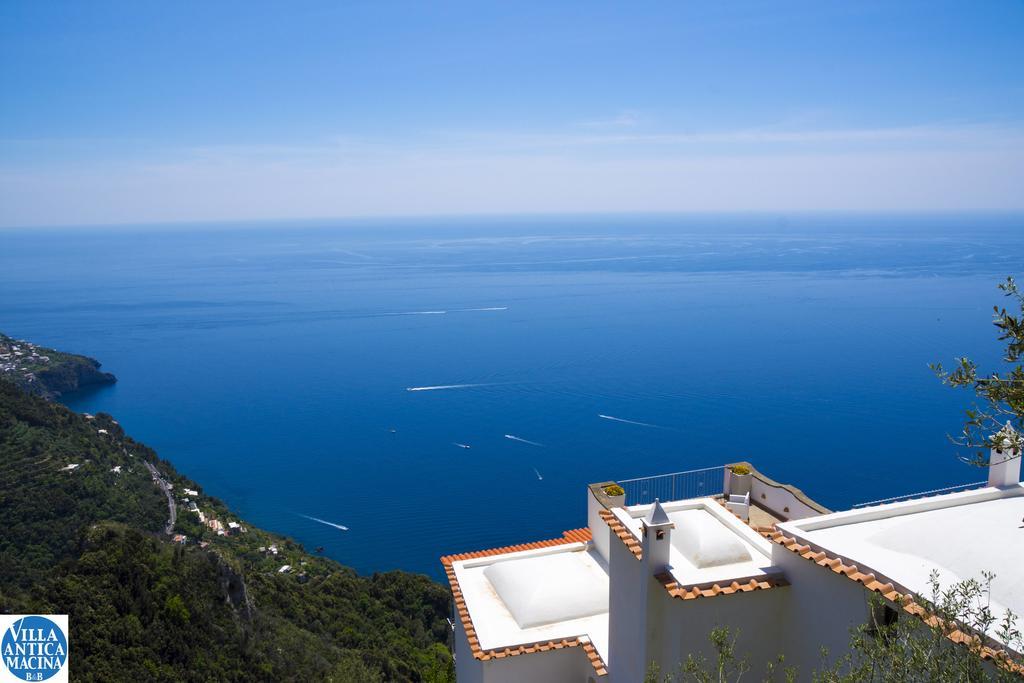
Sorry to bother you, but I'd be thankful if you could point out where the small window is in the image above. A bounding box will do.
[868,601,899,636]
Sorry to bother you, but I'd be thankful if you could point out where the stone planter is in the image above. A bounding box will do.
[599,485,626,508]
[729,472,752,497]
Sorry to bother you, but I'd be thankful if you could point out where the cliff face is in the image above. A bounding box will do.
[0,333,116,400]
[34,355,117,398]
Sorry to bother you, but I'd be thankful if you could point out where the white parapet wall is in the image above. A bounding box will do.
[725,463,830,521]
[587,485,613,562]
[452,570,602,683]
[479,646,598,683]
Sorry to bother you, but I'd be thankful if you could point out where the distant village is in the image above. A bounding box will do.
[163,472,306,578]
[0,336,53,386]
[175,487,247,544]
[0,332,115,399]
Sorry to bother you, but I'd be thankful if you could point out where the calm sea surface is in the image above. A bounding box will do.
[2,214,1021,577]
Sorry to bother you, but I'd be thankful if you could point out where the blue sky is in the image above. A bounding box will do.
[1,1,1023,226]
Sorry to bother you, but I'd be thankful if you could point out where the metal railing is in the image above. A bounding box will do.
[852,480,987,509]
[617,465,726,506]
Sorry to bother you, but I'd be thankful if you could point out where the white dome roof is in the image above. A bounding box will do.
[484,551,609,629]
[671,509,752,568]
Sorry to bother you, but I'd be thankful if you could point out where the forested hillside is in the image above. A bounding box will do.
[0,380,453,682]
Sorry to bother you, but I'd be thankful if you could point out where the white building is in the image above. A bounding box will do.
[443,429,1023,681]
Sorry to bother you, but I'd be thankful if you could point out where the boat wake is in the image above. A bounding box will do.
[298,513,349,531]
[533,467,544,481]
[406,383,499,392]
[388,310,448,316]
[453,443,472,449]
[505,434,544,447]
[386,306,506,316]
[598,414,665,429]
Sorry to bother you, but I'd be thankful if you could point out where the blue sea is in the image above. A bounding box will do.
[1,213,1021,578]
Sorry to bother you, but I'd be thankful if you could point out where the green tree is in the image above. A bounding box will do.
[816,572,1022,682]
[163,594,191,624]
[932,276,1023,463]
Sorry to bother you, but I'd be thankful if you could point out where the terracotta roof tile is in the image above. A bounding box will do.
[582,640,608,676]
[655,572,789,600]
[440,528,607,676]
[440,528,592,566]
[599,509,642,560]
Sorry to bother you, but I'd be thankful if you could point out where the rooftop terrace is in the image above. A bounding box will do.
[450,543,611,667]
[610,497,782,590]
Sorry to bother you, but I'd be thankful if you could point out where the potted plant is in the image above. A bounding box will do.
[602,483,626,508]
[728,464,753,496]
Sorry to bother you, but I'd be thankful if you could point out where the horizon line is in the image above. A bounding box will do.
[3,207,1024,232]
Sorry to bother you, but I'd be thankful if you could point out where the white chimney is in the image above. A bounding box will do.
[988,422,1022,488]
[610,499,675,682]
[641,499,675,574]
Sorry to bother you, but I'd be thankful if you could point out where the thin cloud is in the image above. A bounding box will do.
[441,122,1024,152]
[1,121,1022,227]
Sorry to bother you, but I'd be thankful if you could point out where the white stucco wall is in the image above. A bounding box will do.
[587,488,612,562]
[604,508,872,680]
[454,611,596,682]
[771,548,871,674]
[646,554,872,679]
[648,585,792,678]
[455,615,484,683]
[480,646,596,683]
[607,528,648,682]
[749,476,823,520]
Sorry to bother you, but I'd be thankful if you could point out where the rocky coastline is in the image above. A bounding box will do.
[0,333,116,399]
